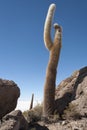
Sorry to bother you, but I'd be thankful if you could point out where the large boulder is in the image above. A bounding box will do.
[0,110,28,130]
[55,66,87,118]
[0,79,20,119]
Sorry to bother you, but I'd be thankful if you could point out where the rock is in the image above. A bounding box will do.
[55,66,87,118]
[0,79,20,119]
[28,123,49,130]
[0,119,20,130]
[0,110,28,130]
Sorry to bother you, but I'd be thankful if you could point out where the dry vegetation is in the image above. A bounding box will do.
[23,103,43,122]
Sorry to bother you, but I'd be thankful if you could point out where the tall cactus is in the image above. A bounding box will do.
[43,3,62,117]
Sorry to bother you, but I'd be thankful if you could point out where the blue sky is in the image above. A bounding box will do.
[0,0,87,109]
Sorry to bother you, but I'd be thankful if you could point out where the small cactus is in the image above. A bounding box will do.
[29,93,34,110]
[43,3,62,117]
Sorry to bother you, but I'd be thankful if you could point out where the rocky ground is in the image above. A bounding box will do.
[38,118,87,130]
[1,112,87,130]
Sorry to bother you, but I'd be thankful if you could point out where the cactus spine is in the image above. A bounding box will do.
[43,4,62,117]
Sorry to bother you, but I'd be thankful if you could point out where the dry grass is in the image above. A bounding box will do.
[23,103,43,123]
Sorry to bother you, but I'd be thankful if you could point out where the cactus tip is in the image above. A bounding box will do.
[54,23,59,28]
[50,3,56,8]
[54,23,62,32]
[49,3,56,11]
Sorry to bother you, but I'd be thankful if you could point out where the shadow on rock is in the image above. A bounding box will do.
[28,123,49,130]
[55,66,87,117]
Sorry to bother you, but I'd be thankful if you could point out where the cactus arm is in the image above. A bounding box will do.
[54,23,62,47]
[44,4,56,50]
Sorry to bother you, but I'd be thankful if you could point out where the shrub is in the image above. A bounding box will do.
[23,103,43,123]
[63,103,81,120]
[23,110,29,120]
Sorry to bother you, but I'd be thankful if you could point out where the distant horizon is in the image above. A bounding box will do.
[16,99,42,112]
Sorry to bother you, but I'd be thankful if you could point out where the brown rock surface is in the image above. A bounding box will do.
[0,79,20,119]
[42,118,87,130]
[55,66,87,117]
[0,110,28,130]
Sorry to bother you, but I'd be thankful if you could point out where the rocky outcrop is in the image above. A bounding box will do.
[0,79,20,119]
[55,66,87,118]
[0,110,28,130]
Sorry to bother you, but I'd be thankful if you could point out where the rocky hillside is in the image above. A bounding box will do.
[55,66,87,119]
